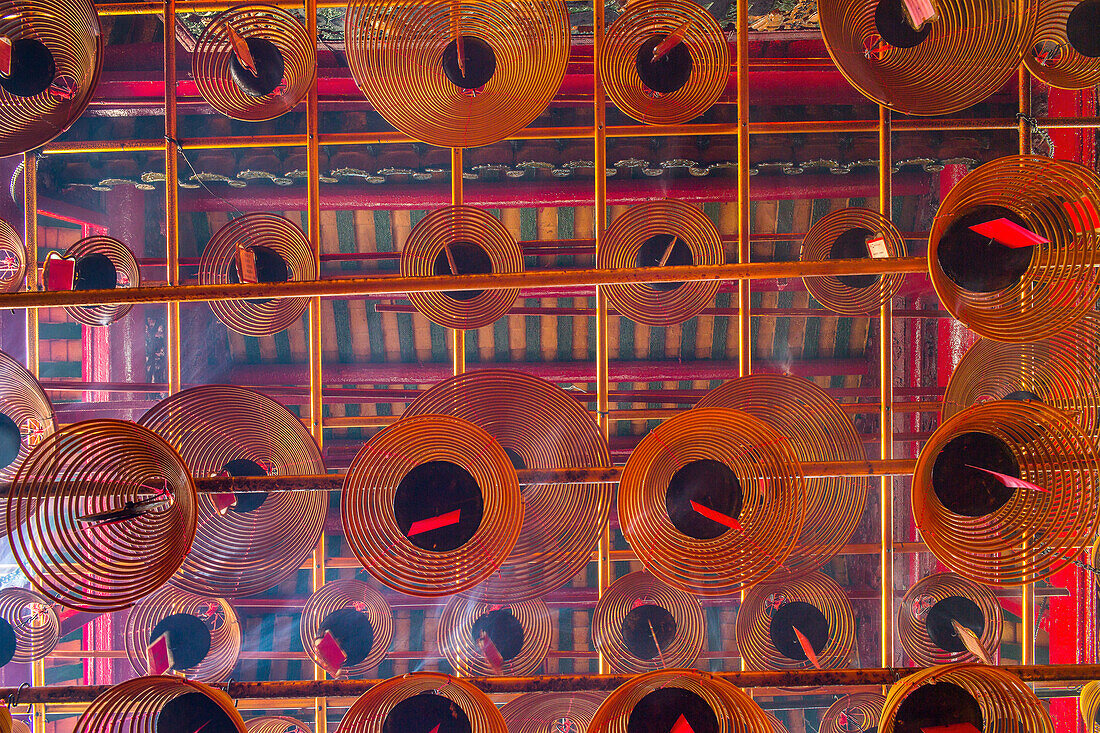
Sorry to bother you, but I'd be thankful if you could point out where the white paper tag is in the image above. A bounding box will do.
[866,235,889,259]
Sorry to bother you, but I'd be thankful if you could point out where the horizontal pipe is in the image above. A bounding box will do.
[373,303,951,319]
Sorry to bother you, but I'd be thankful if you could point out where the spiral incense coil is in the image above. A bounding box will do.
[587,669,776,733]
[0,0,103,157]
[1024,0,1100,89]
[402,369,610,602]
[736,571,854,672]
[928,155,1100,342]
[438,596,551,677]
[124,587,240,682]
[139,384,325,597]
[10,721,29,733]
[799,207,907,315]
[591,571,704,674]
[0,587,60,664]
[820,693,887,733]
[942,314,1100,443]
[7,420,197,612]
[193,4,315,122]
[0,220,26,294]
[1081,681,1100,733]
[73,676,247,733]
[401,207,523,330]
[619,408,806,596]
[695,374,866,581]
[598,0,729,125]
[336,672,507,733]
[199,213,317,337]
[61,235,141,327]
[247,718,311,733]
[880,663,1053,733]
[300,579,393,677]
[344,0,570,148]
[765,712,790,733]
[912,400,1100,586]
[500,692,608,733]
[0,348,56,484]
[898,572,1002,666]
[818,0,1034,115]
[597,200,724,327]
[342,414,523,597]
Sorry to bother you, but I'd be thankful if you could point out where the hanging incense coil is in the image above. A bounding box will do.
[0,220,26,294]
[500,692,608,733]
[879,662,1053,733]
[7,419,197,611]
[898,572,1002,666]
[619,407,806,596]
[403,369,611,602]
[0,0,103,157]
[818,0,1034,115]
[597,199,724,327]
[0,348,56,484]
[60,235,141,327]
[342,414,523,597]
[695,374,867,581]
[598,0,729,125]
[336,672,507,733]
[912,400,1100,585]
[799,207,907,315]
[199,213,317,337]
[821,693,887,733]
[300,579,393,677]
[401,207,523,330]
[438,596,551,677]
[73,676,247,733]
[139,385,326,597]
[765,712,790,733]
[247,718,311,733]
[1081,681,1100,733]
[591,571,705,674]
[344,0,570,148]
[736,571,854,672]
[0,587,60,664]
[942,314,1100,444]
[1025,0,1100,89]
[193,4,315,122]
[587,669,775,733]
[9,721,29,733]
[124,587,240,682]
[928,155,1100,342]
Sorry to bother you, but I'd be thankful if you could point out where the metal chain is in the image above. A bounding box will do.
[1016,113,1056,158]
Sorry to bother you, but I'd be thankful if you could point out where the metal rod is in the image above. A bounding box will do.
[22,153,38,380]
[1018,64,1036,669]
[451,146,465,377]
[164,0,181,396]
[879,104,894,670]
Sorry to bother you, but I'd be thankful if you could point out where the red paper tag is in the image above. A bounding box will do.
[793,626,822,669]
[689,500,741,531]
[965,464,1046,492]
[968,218,1047,249]
[313,630,347,675]
[43,252,76,292]
[902,0,937,27]
[0,37,11,78]
[226,25,257,76]
[651,19,692,62]
[407,509,461,537]
[478,630,504,674]
[235,246,258,284]
[211,493,237,514]
[670,714,695,733]
[921,725,982,733]
[147,633,174,675]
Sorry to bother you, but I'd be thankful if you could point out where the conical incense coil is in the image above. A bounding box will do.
[0,587,59,664]
[1080,681,1100,733]
[818,0,1034,115]
[199,213,317,337]
[695,374,866,581]
[765,712,790,733]
[619,407,806,596]
[139,385,325,597]
[928,155,1100,342]
[821,693,887,733]
[335,672,507,733]
[898,572,1002,666]
[403,369,611,602]
[342,414,523,597]
[124,587,240,682]
[0,0,103,157]
[0,348,56,484]
[499,692,607,733]
[247,718,311,733]
[9,721,29,733]
[72,676,247,733]
[0,220,26,294]
[942,314,1100,444]
[912,400,1100,585]
[344,0,570,148]
[799,207,908,315]
[591,571,704,674]
[879,663,1053,733]
[300,579,393,677]
[401,207,523,330]
[61,235,141,326]
[736,571,854,672]
[7,419,197,611]
[193,4,315,122]
[587,669,776,733]
[1024,0,1100,89]
[598,0,729,125]
[597,199,724,327]
[438,596,551,677]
